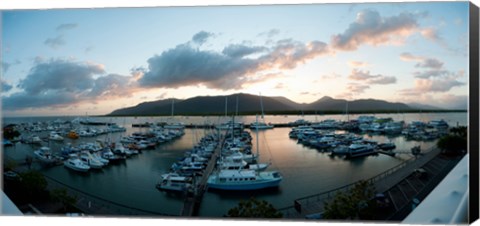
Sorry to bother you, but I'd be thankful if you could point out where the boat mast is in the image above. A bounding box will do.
[236,94,239,116]
[260,93,264,119]
[225,96,228,118]
[171,99,175,118]
[255,114,259,160]
[346,100,349,122]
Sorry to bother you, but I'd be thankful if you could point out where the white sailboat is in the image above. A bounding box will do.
[249,120,271,171]
[250,93,273,130]
[164,99,185,129]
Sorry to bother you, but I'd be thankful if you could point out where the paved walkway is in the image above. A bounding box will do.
[279,147,452,218]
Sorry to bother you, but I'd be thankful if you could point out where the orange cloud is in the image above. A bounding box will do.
[331,9,422,51]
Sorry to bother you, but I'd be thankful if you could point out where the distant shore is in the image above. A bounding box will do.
[103,109,467,118]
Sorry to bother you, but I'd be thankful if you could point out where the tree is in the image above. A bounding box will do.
[4,159,18,171]
[3,124,21,140]
[226,197,283,218]
[19,170,48,201]
[51,188,77,212]
[323,180,375,220]
[437,126,467,156]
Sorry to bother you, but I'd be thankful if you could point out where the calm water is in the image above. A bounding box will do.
[2,112,467,217]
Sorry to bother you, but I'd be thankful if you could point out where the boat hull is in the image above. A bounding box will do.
[207,178,281,190]
[64,163,90,172]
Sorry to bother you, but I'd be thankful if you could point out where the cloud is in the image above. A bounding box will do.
[439,94,467,109]
[139,33,329,90]
[156,92,168,99]
[399,52,423,61]
[321,73,342,80]
[140,43,258,90]
[400,52,448,78]
[18,59,104,95]
[413,70,449,79]
[2,59,21,73]
[192,31,214,45]
[259,39,329,69]
[85,46,94,53]
[348,61,369,68]
[348,69,396,84]
[44,35,66,49]
[2,59,139,111]
[2,62,11,73]
[258,29,280,38]
[222,44,267,58]
[337,83,370,99]
[1,79,13,92]
[414,58,443,69]
[88,73,135,98]
[397,93,467,110]
[331,9,422,50]
[56,23,78,32]
[3,90,80,110]
[399,52,465,94]
[372,76,397,84]
[399,76,465,95]
[274,83,286,89]
[420,27,441,41]
[347,83,370,94]
[413,78,465,92]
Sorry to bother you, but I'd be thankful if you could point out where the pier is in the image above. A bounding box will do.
[180,132,226,216]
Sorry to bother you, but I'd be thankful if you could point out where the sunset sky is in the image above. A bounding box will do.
[1,1,471,116]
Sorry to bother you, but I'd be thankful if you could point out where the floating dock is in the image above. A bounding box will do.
[180,133,226,216]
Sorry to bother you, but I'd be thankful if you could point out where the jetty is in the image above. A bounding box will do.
[180,132,226,216]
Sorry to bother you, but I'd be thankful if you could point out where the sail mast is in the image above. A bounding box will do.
[225,96,228,118]
[255,114,259,160]
[236,94,239,116]
[171,99,174,118]
[259,93,264,119]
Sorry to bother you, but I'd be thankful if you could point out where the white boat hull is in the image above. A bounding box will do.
[207,171,282,191]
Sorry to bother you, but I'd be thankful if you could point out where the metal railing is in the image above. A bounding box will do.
[278,146,441,217]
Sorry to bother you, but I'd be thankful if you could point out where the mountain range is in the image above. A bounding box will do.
[108,93,447,116]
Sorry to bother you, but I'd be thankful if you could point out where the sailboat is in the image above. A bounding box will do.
[164,99,185,130]
[249,93,273,130]
[216,95,244,130]
[248,120,271,171]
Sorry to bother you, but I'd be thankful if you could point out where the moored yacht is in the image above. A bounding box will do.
[207,169,282,190]
[346,143,376,158]
[249,121,274,130]
[79,151,105,169]
[49,132,64,141]
[156,173,193,192]
[64,155,90,172]
[34,147,61,165]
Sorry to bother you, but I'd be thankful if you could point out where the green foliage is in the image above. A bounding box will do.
[227,197,283,218]
[450,126,467,137]
[51,188,77,212]
[3,126,21,140]
[437,126,467,156]
[4,159,18,171]
[19,170,48,199]
[323,180,375,220]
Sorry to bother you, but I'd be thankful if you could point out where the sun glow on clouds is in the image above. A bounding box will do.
[1,3,470,116]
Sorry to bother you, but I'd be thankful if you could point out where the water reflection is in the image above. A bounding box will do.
[2,112,467,217]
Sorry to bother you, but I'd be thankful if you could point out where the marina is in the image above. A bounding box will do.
[2,112,467,217]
